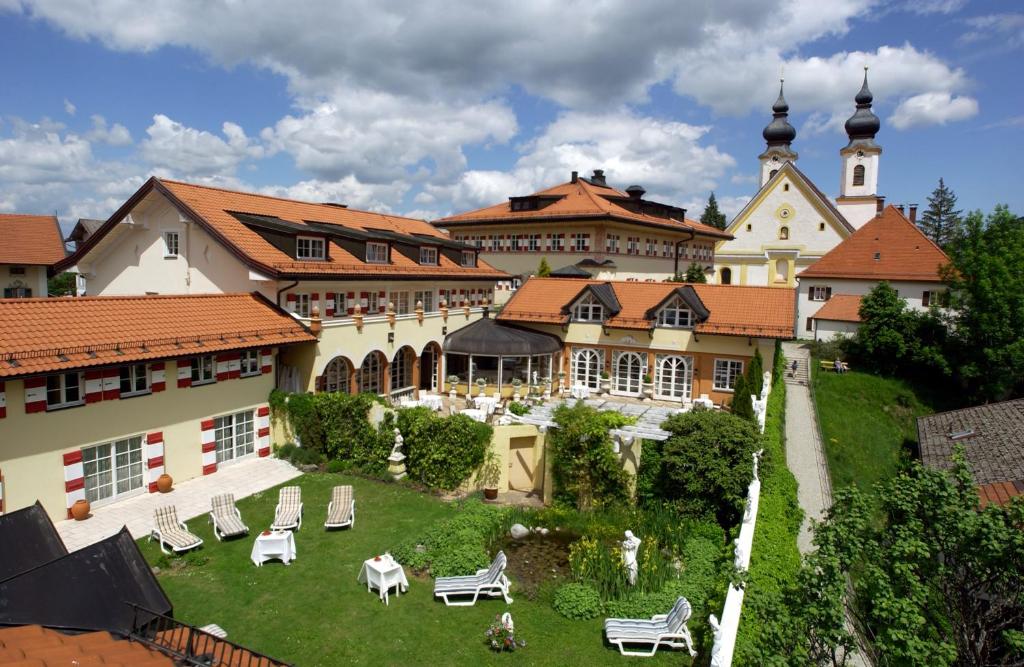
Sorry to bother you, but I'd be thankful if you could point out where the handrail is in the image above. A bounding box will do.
[127,602,293,667]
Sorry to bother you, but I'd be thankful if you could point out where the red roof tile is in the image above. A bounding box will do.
[436,177,732,240]
[0,292,315,378]
[0,214,66,266]
[811,294,863,322]
[978,481,1024,508]
[798,205,950,281]
[0,626,174,666]
[497,277,794,338]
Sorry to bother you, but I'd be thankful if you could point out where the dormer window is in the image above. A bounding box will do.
[419,246,438,265]
[573,294,604,322]
[657,297,693,328]
[296,236,325,260]
[366,242,389,264]
[461,251,476,267]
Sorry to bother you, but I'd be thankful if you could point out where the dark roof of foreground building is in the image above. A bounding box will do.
[0,502,67,581]
[917,398,1024,506]
[443,313,562,356]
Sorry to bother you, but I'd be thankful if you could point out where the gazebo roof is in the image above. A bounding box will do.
[443,315,562,356]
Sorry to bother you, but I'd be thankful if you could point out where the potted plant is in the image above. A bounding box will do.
[642,373,654,401]
[599,371,611,395]
[511,377,523,401]
[475,377,488,397]
[71,498,90,521]
[447,375,459,392]
[479,449,501,501]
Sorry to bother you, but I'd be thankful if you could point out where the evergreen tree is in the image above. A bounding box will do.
[747,348,764,396]
[537,257,551,277]
[700,191,728,230]
[730,373,754,422]
[684,261,707,283]
[917,178,963,248]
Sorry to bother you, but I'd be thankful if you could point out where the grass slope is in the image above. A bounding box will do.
[813,368,934,492]
[139,474,687,666]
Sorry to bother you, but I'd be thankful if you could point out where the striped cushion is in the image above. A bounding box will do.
[273,486,301,527]
[153,506,201,549]
[211,493,247,536]
[325,486,353,524]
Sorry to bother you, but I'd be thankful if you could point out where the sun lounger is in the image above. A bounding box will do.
[209,493,249,540]
[433,551,512,606]
[324,485,355,529]
[270,486,303,531]
[604,596,696,657]
[150,505,203,555]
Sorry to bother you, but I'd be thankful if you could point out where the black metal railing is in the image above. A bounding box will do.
[127,603,292,667]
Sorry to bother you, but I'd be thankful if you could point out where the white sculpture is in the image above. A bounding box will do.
[501,611,514,632]
[622,530,641,586]
[389,428,404,460]
[709,614,724,666]
[752,448,763,482]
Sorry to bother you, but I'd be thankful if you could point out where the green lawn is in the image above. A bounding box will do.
[813,368,934,492]
[139,474,690,666]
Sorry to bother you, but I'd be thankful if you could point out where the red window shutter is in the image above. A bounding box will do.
[325,292,335,316]
[84,369,104,404]
[286,293,297,302]
[261,348,273,374]
[102,368,120,401]
[378,290,386,313]
[311,292,319,301]
[177,359,193,388]
[24,376,47,413]
[150,362,166,392]
[216,353,230,381]
[0,381,5,419]
[347,292,356,314]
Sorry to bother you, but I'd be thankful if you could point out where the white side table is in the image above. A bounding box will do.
[251,530,296,566]
[357,555,409,605]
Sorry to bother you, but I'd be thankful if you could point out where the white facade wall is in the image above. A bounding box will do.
[0,264,48,297]
[795,277,944,339]
[813,319,860,342]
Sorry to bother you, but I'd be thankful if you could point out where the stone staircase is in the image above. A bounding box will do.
[783,354,809,386]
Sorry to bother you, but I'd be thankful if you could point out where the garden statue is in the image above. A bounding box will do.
[708,614,724,666]
[622,530,641,585]
[388,428,407,480]
[752,449,763,482]
[501,612,514,633]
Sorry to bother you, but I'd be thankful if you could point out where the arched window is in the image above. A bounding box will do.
[769,169,778,179]
[571,348,603,389]
[720,267,732,285]
[657,297,693,328]
[654,355,693,401]
[852,164,865,186]
[322,357,351,393]
[779,226,789,240]
[572,294,604,322]
[356,353,383,394]
[612,351,645,396]
[390,347,414,391]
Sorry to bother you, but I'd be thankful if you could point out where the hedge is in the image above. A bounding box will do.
[733,341,804,662]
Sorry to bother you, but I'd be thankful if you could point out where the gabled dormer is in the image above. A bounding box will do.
[646,286,710,329]
[563,283,621,323]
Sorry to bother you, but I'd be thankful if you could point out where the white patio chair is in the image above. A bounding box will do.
[604,596,696,657]
[150,505,203,555]
[209,493,249,541]
[433,551,512,606]
[324,485,355,530]
[271,486,303,531]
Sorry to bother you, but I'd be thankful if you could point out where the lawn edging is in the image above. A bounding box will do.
[732,341,804,663]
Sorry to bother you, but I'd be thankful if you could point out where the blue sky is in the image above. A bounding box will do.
[0,0,1020,230]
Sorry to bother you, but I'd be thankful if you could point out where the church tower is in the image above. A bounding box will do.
[836,68,883,228]
[758,80,798,187]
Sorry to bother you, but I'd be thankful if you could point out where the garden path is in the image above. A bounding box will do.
[56,456,301,552]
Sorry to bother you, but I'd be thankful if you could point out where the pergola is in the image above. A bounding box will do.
[442,315,561,392]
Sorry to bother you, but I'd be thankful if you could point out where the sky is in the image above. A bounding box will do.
[0,0,1020,232]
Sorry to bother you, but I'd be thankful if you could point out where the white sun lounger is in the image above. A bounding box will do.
[433,550,512,606]
[604,596,696,657]
[150,505,203,555]
[324,485,355,529]
[270,486,303,531]
[209,493,249,540]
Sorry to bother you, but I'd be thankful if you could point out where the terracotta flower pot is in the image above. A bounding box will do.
[156,473,173,493]
[71,498,90,521]
[484,488,498,500]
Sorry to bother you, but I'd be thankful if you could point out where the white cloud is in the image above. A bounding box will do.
[959,13,1024,51]
[902,0,967,15]
[140,114,262,177]
[259,176,411,213]
[87,114,132,146]
[889,92,979,129]
[62,98,75,115]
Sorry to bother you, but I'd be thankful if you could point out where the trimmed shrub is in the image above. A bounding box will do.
[325,459,347,474]
[553,583,603,619]
[431,542,490,578]
[397,408,492,490]
[391,499,510,577]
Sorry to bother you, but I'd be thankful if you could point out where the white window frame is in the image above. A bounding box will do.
[414,290,435,312]
[419,246,438,265]
[240,349,261,377]
[657,297,693,328]
[571,348,603,390]
[191,355,216,385]
[810,286,829,302]
[572,233,588,252]
[295,293,311,318]
[612,351,645,397]
[551,235,565,251]
[119,363,151,397]
[82,436,145,505]
[332,292,347,317]
[655,354,693,401]
[366,242,389,264]
[627,237,640,255]
[358,354,383,394]
[461,251,476,267]
[162,231,180,258]
[296,236,326,261]
[391,291,410,315]
[572,294,604,322]
[323,357,351,393]
[390,349,412,391]
[528,234,541,252]
[46,371,84,410]
[713,359,744,392]
[366,291,380,313]
[213,410,255,465]
[606,235,620,253]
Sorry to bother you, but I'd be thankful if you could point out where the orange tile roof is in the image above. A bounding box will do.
[0,292,315,378]
[0,214,66,266]
[497,277,795,338]
[436,177,732,240]
[60,178,506,281]
[978,480,1024,508]
[811,294,862,322]
[0,625,174,666]
[798,205,949,281]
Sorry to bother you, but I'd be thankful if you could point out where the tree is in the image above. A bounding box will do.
[549,402,632,510]
[730,372,755,422]
[658,410,759,529]
[700,191,728,230]
[684,261,707,283]
[47,271,76,296]
[537,257,552,277]
[763,456,1024,665]
[747,347,764,397]
[917,178,963,248]
[942,205,1024,401]
[852,282,915,375]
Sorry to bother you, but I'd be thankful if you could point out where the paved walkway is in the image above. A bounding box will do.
[56,457,301,552]
[781,341,833,554]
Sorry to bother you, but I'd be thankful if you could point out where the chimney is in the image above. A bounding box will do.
[896,204,905,217]
[875,196,885,217]
[625,185,646,200]
[571,170,578,183]
[591,169,606,186]
[908,204,918,223]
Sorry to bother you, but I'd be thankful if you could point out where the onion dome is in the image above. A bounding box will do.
[844,68,880,143]
[762,80,796,147]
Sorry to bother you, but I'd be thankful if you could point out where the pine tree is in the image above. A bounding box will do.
[700,192,728,230]
[684,261,707,283]
[747,348,764,396]
[537,257,551,277]
[917,178,963,248]
[730,373,754,421]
